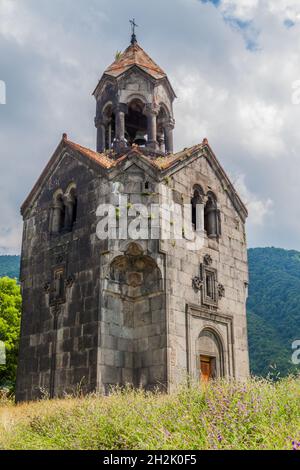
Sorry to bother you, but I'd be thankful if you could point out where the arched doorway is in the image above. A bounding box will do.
[197,328,224,382]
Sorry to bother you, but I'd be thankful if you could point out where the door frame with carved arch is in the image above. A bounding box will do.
[197,326,225,381]
[185,304,236,382]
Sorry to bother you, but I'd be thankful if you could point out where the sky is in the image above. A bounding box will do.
[1,0,300,253]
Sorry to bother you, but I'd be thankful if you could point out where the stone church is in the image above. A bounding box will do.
[16,32,249,402]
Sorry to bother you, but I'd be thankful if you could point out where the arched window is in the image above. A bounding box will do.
[125,98,148,147]
[191,185,204,230]
[51,191,65,234]
[103,104,115,150]
[51,185,77,235]
[204,192,221,239]
[64,186,77,232]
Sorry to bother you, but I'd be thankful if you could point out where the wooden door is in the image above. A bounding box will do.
[200,356,212,383]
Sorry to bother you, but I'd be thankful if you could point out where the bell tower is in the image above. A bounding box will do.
[16,22,250,402]
[93,29,176,154]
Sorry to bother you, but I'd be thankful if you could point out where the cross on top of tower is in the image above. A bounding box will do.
[130,18,138,44]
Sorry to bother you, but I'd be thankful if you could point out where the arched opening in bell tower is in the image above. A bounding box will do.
[125,98,148,147]
[157,105,168,153]
[103,103,116,150]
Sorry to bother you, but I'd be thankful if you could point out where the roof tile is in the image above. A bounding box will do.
[66,140,116,169]
[104,43,166,79]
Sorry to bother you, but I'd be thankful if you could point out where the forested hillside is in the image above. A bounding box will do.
[0,250,300,378]
[247,247,300,377]
[0,256,20,279]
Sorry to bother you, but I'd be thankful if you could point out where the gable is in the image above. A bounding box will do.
[119,66,154,93]
[21,138,106,218]
[161,143,248,223]
[107,151,160,182]
[35,153,95,211]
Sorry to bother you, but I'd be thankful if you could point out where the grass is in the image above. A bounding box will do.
[0,377,300,450]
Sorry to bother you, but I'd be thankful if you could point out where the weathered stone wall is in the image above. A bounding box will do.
[16,151,106,401]
[158,153,249,388]
[97,163,167,392]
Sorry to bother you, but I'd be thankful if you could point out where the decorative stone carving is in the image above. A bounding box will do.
[56,255,64,264]
[66,276,75,288]
[204,254,213,266]
[43,282,51,294]
[52,304,61,317]
[192,276,203,291]
[218,283,225,299]
[125,242,144,257]
[193,258,219,307]
[109,245,162,297]
[127,272,143,287]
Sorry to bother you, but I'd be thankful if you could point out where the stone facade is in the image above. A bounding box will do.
[16,38,249,402]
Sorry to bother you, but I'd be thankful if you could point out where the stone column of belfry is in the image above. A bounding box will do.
[107,121,112,150]
[145,104,159,151]
[114,104,127,151]
[95,118,106,153]
[157,132,165,152]
[164,118,175,153]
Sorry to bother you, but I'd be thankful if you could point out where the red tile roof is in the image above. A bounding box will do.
[150,144,205,170]
[65,139,116,169]
[104,43,166,79]
[67,137,205,172]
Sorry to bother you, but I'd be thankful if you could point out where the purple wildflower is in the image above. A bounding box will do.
[292,440,300,451]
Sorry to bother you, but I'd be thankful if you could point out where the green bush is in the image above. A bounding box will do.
[0,277,21,390]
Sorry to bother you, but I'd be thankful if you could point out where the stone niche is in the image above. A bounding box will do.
[101,243,166,391]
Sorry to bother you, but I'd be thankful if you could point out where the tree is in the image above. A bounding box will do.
[0,277,21,389]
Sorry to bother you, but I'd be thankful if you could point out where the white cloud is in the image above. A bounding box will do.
[0,0,32,45]
[220,0,259,21]
[219,0,300,23]
[268,0,300,24]
[0,194,22,254]
[235,174,273,226]
[237,100,285,157]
